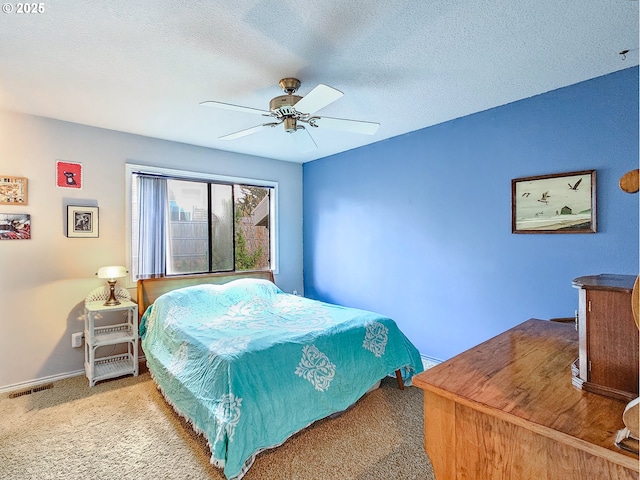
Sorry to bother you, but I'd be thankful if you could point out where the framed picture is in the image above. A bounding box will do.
[0,176,27,205]
[0,213,31,240]
[512,170,596,234]
[56,161,82,189]
[67,206,99,238]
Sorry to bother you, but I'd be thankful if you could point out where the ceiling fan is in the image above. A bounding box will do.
[200,78,380,152]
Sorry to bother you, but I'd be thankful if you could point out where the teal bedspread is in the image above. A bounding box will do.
[140,278,423,479]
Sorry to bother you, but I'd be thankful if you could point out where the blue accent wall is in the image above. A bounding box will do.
[303,67,639,361]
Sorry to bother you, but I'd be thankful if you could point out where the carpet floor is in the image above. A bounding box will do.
[0,372,435,480]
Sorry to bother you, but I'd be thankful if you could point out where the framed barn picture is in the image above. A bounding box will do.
[512,170,596,234]
[0,176,27,205]
[67,206,99,238]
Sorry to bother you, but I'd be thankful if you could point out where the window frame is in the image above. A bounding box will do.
[125,163,279,288]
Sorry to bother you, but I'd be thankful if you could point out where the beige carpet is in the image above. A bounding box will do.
[0,373,435,480]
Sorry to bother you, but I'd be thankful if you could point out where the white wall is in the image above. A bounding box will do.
[0,110,303,390]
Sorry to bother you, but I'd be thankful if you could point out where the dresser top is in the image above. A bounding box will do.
[413,319,637,468]
[572,274,637,292]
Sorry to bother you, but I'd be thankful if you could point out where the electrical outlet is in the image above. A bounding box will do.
[71,332,84,348]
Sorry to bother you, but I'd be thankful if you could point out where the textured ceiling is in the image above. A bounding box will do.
[0,1,637,163]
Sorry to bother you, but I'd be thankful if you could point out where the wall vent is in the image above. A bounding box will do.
[8,383,54,399]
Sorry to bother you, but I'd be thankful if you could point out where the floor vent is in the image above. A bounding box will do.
[8,383,54,399]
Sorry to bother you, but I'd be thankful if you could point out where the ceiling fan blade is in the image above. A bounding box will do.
[219,124,267,140]
[200,100,271,116]
[292,127,317,153]
[312,116,380,135]
[294,84,343,115]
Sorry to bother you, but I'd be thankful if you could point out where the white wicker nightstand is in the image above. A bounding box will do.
[84,288,139,387]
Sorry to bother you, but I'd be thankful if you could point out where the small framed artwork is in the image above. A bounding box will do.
[512,170,596,234]
[67,206,99,238]
[0,213,31,240]
[0,176,28,205]
[56,161,82,189]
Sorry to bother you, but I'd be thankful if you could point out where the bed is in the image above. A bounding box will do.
[138,271,423,480]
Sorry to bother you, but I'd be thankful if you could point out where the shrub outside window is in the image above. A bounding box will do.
[128,166,275,281]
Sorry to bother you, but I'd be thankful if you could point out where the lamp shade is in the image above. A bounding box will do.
[97,265,127,280]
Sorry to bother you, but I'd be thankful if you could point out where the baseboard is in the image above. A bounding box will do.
[420,353,443,369]
[0,356,148,395]
[0,369,85,395]
[5,354,429,394]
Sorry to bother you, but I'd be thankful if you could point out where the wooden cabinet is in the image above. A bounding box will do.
[413,320,638,480]
[572,274,638,402]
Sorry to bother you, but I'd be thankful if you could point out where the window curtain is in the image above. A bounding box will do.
[136,175,168,279]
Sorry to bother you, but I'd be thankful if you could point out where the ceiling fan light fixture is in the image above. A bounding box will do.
[283,117,297,133]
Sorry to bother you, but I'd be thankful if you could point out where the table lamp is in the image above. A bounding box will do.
[96,266,127,306]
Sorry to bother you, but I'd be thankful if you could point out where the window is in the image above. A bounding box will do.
[127,165,277,282]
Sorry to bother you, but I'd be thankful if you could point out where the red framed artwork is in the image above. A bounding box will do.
[56,161,82,189]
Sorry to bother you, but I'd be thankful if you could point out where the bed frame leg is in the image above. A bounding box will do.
[395,369,404,390]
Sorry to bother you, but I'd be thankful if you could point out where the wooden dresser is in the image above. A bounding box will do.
[572,274,639,402]
[413,319,638,480]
